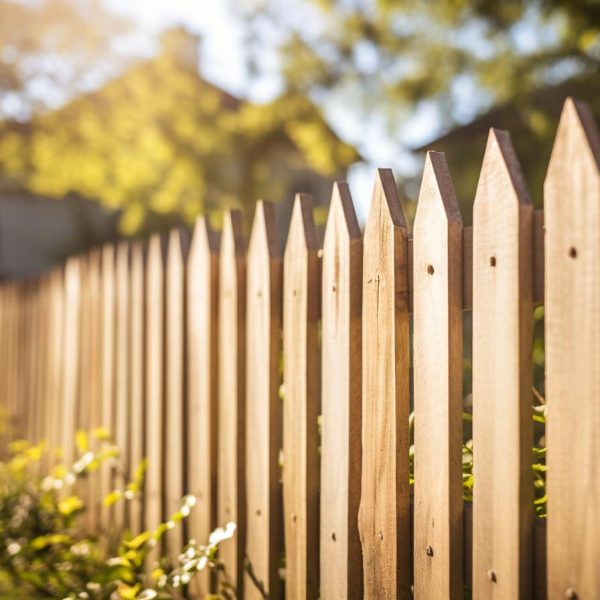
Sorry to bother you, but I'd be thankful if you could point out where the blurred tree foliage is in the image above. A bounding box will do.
[0,31,358,234]
[232,0,600,216]
[0,0,132,118]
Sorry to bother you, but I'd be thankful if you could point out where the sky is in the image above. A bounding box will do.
[103,0,434,222]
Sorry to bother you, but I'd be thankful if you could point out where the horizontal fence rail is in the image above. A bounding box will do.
[0,98,598,599]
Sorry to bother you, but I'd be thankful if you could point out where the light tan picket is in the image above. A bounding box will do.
[545,98,600,598]
[114,242,130,530]
[358,169,411,599]
[245,201,283,599]
[165,229,186,556]
[320,183,363,599]
[472,129,534,598]
[145,234,165,557]
[186,216,219,596]
[413,152,463,599]
[129,241,145,534]
[283,194,321,599]
[217,210,247,594]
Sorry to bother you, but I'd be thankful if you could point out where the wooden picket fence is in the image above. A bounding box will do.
[0,97,599,599]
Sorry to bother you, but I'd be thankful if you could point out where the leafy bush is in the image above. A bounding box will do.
[0,431,236,599]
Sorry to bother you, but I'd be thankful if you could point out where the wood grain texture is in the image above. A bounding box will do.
[145,235,165,556]
[245,201,283,599]
[472,129,533,599]
[165,229,186,556]
[283,194,321,600]
[413,153,463,599]
[186,217,219,597]
[320,183,363,600]
[114,242,130,530]
[358,169,411,599]
[545,98,600,599]
[217,210,247,595]
[129,242,145,534]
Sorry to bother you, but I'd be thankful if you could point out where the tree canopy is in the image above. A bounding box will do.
[231,0,600,216]
[0,46,358,234]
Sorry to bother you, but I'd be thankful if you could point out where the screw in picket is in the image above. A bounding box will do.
[425,546,434,557]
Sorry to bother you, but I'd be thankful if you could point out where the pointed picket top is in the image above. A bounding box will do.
[221,209,246,263]
[249,200,280,263]
[474,129,532,209]
[168,228,185,267]
[414,151,462,231]
[546,97,600,191]
[285,193,319,259]
[323,182,361,248]
[365,168,407,235]
[189,215,219,265]
[147,232,165,268]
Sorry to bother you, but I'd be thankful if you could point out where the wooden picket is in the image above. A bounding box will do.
[359,169,411,599]
[217,210,247,594]
[3,97,600,600]
[283,194,320,599]
[320,183,362,599]
[114,242,130,530]
[413,152,463,599]
[472,129,534,598]
[186,217,219,596]
[165,229,186,555]
[245,201,283,599]
[145,234,165,554]
[546,99,600,598]
[129,241,145,534]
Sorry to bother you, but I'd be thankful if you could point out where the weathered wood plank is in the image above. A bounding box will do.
[218,210,247,595]
[413,152,463,599]
[145,234,165,556]
[472,129,534,598]
[320,183,363,600]
[545,98,600,599]
[245,201,283,599]
[186,217,219,596]
[165,229,186,556]
[358,168,411,599]
[283,194,321,600]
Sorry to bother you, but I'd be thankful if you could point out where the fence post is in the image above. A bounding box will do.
[320,183,363,599]
[245,201,283,599]
[472,129,533,598]
[218,210,247,595]
[187,216,219,596]
[545,98,600,598]
[283,194,321,599]
[358,169,411,599]
[413,152,463,599]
